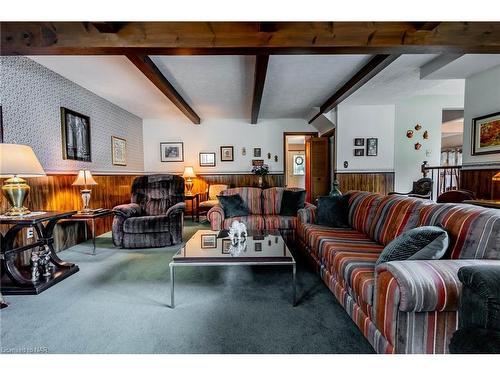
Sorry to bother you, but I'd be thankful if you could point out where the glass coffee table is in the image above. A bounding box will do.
[169,229,296,308]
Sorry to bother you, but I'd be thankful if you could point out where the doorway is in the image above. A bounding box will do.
[285,135,307,189]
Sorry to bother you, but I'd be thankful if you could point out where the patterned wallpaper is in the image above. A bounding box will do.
[0,56,144,173]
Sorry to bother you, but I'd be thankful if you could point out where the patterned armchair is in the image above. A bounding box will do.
[112,174,186,248]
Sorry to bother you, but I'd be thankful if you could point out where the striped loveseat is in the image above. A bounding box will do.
[297,191,500,354]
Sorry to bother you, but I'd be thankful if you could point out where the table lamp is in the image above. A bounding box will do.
[493,172,500,182]
[182,166,196,195]
[72,170,98,213]
[0,144,46,216]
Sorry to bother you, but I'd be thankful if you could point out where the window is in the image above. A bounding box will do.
[293,154,305,175]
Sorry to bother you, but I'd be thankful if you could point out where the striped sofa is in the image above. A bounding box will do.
[297,190,500,354]
[207,187,311,238]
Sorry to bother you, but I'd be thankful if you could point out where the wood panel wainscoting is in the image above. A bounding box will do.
[335,172,395,195]
[189,173,284,196]
[460,168,500,200]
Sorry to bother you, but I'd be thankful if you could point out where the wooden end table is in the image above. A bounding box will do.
[0,211,79,295]
[64,209,114,255]
[184,193,200,221]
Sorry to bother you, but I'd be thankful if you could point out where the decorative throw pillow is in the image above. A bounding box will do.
[280,189,306,216]
[217,194,250,218]
[376,226,449,266]
[316,195,350,228]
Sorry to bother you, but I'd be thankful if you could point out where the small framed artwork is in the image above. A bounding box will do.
[160,142,184,162]
[354,138,364,146]
[199,152,216,167]
[254,242,262,252]
[220,146,234,162]
[366,138,378,156]
[253,148,262,157]
[222,239,232,254]
[61,107,91,162]
[354,149,364,156]
[201,234,217,249]
[111,136,127,166]
[472,112,500,155]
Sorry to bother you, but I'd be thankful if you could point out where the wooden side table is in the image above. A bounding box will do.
[64,209,114,255]
[184,193,199,221]
[0,211,79,295]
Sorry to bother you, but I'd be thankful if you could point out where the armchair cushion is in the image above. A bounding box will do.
[217,194,250,218]
[199,199,219,208]
[375,226,449,266]
[113,203,141,218]
[123,215,172,234]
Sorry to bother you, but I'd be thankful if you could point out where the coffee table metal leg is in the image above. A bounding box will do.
[170,263,175,308]
[92,219,96,256]
[292,263,297,306]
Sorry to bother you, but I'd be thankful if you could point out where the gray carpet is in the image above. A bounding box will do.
[0,221,374,354]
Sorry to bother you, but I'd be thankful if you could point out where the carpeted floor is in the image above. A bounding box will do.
[0,221,374,354]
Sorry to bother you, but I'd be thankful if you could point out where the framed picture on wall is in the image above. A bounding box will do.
[160,142,184,162]
[354,138,364,146]
[111,136,127,166]
[199,152,216,167]
[472,111,500,155]
[220,146,234,161]
[60,107,92,162]
[366,138,378,156]
[253,147,262,157]
[354,149,364,156]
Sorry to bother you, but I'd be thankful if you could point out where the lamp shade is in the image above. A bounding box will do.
[493,172,500,182]
[0,143,46,177]
[72,170,98,186]
[182,166,196,179]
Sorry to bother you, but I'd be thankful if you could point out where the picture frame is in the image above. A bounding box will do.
[60,107,91,162]
[366,138,378,156]
[220,146,234,162]
[254,242,262,252]
[160,142,184,162]
[201,234,217,249]
[111,136,127,166]
[354,138,364,146]
[253,147,262,157]
[252,159,264,166]
[199,152,216,167]
[222,239,232,254]
[471,111,500,155]
[354,149,365,156]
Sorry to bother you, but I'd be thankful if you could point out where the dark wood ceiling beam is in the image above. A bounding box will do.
[251,55,269,124]
[309,54,400,124]
[3,22,500,55]
[90,22,126,33]
[126,54,200,124]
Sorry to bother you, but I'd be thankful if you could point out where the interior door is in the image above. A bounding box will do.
[306,137,330,203]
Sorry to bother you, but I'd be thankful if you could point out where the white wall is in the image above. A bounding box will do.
[394,95,464,192]
[143,118,313,174]
[335,104,395,172]
[462,64,500,169]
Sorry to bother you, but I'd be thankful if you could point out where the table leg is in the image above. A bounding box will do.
[92,218,96,255]
[292,263,297,306]
[35,220,74,268]
[170,263,175,308]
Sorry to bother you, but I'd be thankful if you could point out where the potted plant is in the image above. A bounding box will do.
[252,164,269,188]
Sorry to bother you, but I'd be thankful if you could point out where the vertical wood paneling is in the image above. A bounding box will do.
[460,168,500,200]
[335,172,395,195]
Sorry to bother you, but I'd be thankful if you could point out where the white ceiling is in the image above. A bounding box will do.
[422,54,500,79]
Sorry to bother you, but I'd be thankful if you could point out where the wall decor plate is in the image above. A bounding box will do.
[472,111,500,155]
[111,136,127,166]
[366,138,378,156]
[199,152,216,167]
[160,142,184,162]
[220,146,234,161]
[60,107,91,162]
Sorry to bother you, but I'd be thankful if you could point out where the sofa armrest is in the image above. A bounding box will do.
[375,260,500,314]
[113,203,141,218]
[207,205,225,230]
[165,202,186,218]
[297,202,316,224]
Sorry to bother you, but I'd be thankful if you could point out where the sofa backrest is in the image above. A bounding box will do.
[219,187,263,215]
[418,203,500,260]
[369,194,431,246]
[262,187,305,215]
[131,174,185,216]
[346,191,383,235]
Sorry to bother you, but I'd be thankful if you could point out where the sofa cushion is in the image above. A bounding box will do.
[375,226,449,266]
[217,194,250,218]
[316,195,349,228]
[262,215,297,230]
[199,199,219,208]
[123,215,171,234]
[369,194,431,245]
[220,187,263,215]
[222,215,265,231]
[279,189,306,216]
[347,191,383,235]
